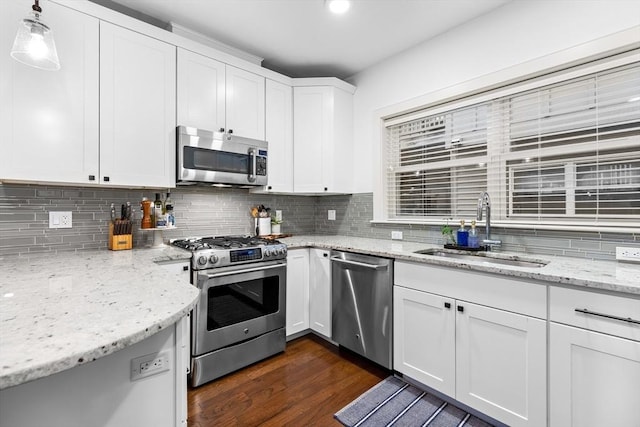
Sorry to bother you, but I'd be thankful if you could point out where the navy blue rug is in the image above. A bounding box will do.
[335,376,494,427]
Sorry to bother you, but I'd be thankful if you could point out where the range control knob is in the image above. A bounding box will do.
[197,256,208,266]
[264,249,272,257]
[209,254,219,264]
[278,247,286,256]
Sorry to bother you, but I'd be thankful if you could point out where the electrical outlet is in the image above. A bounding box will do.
[391,231,403,240]
[328,210,336,221]
[131,350,170,381]
[49,211,72,229]
[616,246,640,263]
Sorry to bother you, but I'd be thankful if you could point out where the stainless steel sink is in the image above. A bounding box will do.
[413,248,548,268]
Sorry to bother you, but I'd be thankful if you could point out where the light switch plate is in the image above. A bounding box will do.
[391,231,403,240]
[49,211,72,229]
[328,210,336,221]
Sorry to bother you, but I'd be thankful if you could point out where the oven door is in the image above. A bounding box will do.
[192,261,286,356]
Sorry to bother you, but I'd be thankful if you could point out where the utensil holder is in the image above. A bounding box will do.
[108,223,133,251]
[257,218,271,236]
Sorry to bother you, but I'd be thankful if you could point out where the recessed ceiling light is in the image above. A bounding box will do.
[327,0,351,14]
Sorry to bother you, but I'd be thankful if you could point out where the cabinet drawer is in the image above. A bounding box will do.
[549,286,640,341]
[395,261,546,319]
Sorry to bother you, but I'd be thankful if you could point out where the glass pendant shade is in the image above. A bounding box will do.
[11,11,60,71]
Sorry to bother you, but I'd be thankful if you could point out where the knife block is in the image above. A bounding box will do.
[108,223,133,251]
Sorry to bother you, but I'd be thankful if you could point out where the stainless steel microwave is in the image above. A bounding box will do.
[177,126,268,187]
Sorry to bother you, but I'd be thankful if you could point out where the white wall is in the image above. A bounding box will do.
[350,0,640,193]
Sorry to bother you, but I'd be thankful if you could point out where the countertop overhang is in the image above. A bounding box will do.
[0,246,197,390]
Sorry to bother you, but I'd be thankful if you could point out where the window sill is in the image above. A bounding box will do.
[371,219,640,234]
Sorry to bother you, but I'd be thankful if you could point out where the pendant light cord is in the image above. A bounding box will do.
[32,0,41,13]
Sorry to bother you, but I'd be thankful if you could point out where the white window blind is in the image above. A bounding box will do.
[384,60,640,228]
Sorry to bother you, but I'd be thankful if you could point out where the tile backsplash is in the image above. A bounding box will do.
[1,184,637,260]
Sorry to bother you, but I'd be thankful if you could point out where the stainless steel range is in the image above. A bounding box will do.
[171,235,287,387]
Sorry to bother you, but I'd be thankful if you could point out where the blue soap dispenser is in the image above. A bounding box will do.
[456,219,469,247]
[468,220,480,248]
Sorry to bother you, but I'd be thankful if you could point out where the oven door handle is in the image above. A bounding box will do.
[200,263,284,279]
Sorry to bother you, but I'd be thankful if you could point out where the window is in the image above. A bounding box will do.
[383,59,640,229]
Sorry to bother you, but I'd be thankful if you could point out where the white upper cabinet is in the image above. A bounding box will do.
[0,0,99,184]
[177,49,265,140]
[293,84,354,194]
[253,79,293,193]
[225,65,265,140]
[100,22,176,187]
[176,49,225,133]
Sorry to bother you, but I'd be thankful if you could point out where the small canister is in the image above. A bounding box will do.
[258,217,271,236]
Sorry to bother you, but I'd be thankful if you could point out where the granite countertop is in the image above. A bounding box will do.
[0,246,197,390]
[280,235,640,296]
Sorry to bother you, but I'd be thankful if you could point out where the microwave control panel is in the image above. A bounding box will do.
[257,155,267,176]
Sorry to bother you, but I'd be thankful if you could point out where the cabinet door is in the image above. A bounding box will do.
[176,48,225,132]
[323,86,353,193]
[285,249,309,337]
[456,302,546,427]
[393,286,456,396]
[293,86,328,193]
[309,248,331,338]
[261,79,293,192]
[225,65,265,140]
[550,323,640,427]
[293,85,353,194]
[0,0,99,184]
[99,21,176,187]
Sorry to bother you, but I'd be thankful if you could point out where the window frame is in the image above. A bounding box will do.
[375,49,640,233]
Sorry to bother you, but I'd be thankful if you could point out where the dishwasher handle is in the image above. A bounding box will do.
[330,256,388,271]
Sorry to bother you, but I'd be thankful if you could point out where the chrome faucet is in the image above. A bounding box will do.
[477,191,502,250]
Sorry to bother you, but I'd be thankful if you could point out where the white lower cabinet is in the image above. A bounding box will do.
[309,248,331,338]
[456,301,546,427]
[394,261,547,427]
[549,286,640,427]
[394,286,455,395]
[549,323,640,427]
[286,249,309,336]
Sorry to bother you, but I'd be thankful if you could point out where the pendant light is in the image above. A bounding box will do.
[10,0,61,71]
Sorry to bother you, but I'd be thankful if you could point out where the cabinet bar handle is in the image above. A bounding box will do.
[444,302,451,309]
[457,305,464,313]
[574,308,640,325]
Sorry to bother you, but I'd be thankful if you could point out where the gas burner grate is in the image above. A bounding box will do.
[171,235,281,252]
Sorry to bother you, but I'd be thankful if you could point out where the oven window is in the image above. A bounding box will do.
[184,146,249,174]
[207,275,280,330]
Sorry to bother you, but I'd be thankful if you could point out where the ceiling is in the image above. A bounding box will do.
[97,0,511,80]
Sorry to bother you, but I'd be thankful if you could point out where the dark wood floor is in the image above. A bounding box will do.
[187,334,389,426]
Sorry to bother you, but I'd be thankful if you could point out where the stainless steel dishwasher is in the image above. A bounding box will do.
[331,250,393,369]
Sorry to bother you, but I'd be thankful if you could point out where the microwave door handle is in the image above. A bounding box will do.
[247,148,257,183]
